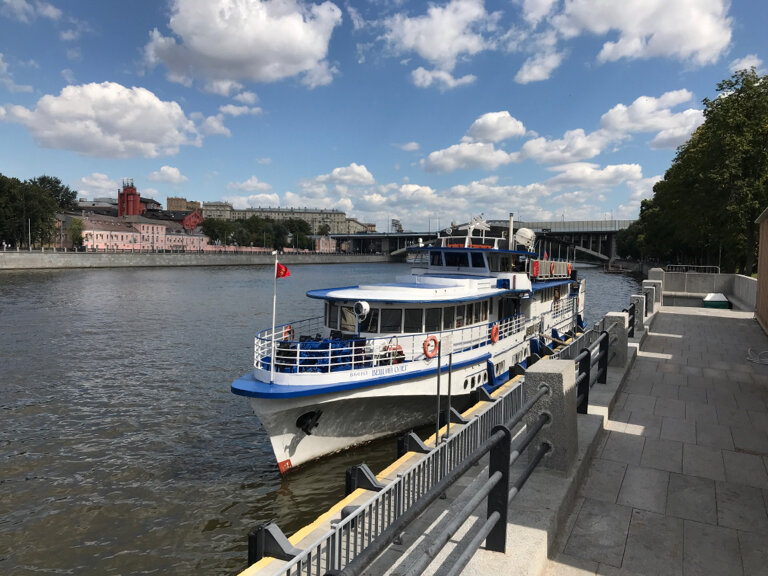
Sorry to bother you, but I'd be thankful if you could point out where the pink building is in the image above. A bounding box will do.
[80,214,208,251]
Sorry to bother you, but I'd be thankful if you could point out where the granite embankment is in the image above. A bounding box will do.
[0,251,390,270]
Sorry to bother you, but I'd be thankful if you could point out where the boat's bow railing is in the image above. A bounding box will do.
[529,258,573,279]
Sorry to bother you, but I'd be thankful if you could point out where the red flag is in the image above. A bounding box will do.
[276,263,291,278]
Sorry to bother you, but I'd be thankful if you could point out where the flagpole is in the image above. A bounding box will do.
[271,252,278,384]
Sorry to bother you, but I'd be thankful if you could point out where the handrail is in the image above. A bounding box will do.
[253,312,541,375]
[665,264,720,274]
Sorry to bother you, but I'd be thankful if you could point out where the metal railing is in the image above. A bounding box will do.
[665,264,720,274]
[246,376,526,576]
[255,311,560,375]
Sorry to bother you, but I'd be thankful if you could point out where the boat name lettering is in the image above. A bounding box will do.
[349,364,408,379]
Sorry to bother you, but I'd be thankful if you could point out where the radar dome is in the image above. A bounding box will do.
[514,228,536,250]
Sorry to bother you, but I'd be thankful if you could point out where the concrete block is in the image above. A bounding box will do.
[683,520,742,576]
[524,360,577,474]
[564,498,632,567]
[629,295,645,335]
[682,444,725,481]
[604,312,628,368]
[645,280,663,304]
[642,284,656,314]
[722,450,768,489]
[666,473,716,524]
[622,509,683,576]
[716,481,768,533]
[647,267,664,290]
[617,465,670,514]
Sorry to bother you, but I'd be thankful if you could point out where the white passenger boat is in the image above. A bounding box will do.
[232,216,586,474]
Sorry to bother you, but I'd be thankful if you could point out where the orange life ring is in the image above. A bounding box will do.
[567,263,572,275]
[490,324,499,343]
[283,325,294,340]
[423,335,439,358]
[550,262,555,276]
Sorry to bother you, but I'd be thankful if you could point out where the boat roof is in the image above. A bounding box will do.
[306,275,572,304]
[409,245,537,257]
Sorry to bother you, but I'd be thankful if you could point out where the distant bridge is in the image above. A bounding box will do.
[331,219,635,262]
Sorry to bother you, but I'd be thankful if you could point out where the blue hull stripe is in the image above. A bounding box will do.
[232,353,492,399]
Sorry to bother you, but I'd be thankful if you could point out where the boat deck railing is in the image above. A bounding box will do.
[252,309,567,375]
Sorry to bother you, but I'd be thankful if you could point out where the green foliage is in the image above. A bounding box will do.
[0,173,60,248]
[634,68,768,273]
[30,175,78,211]
[201,216,315,249]
[68,217,85,247]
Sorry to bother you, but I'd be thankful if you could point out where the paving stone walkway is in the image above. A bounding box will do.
[548,307,768,576]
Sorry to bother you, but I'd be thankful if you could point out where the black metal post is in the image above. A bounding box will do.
[598,331,609,384]
[485,424,511,552]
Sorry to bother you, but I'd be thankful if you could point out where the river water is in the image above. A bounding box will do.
[0,262,640,575]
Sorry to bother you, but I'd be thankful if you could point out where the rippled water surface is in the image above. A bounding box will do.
[0,262,639,575]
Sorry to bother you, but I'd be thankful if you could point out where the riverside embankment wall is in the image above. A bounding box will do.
[0,251,390,270]
[648,268,757,311]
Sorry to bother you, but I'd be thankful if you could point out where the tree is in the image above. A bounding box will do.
[68,218,84,248]
[633,68,768,273]
[30,175,78,211]
[0,173,58,248]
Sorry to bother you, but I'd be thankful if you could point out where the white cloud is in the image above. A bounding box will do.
[225,193,281,209]
[0,106,5,120]
[256,157,272,165]
[5,82,201,157]
[545,162,643,190]
[76,172,119,199]
[521,0,557,26]
[514,50,564,84]
[198,114,231,136]
[60,68,75,84]
[520,128,610,164]
[316,162,375,186]
[219,104,262,116]
[227,176,273,192]
[600,89,704,148]
[466,111,525,142]
[1,0,60,22]
[552,0,731,66]
[411,67,476,90]
[730,54,764,73]
[0,53,33,93]
[144,0,342,89]
[400,141,420,151]
[141,187,160,198]
[421,141,518,172]
[148,165,188,184]
[384,0,495,89]
[233,91,259,105]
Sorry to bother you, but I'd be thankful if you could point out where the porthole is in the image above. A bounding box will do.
[471,376,476,388]
[464,379,469,390]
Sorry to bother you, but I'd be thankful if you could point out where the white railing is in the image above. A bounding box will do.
[253,314,532,375]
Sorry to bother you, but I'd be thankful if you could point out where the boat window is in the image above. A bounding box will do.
[327,302,339,329]
[380,308,402,333]
[404,309,423,333]
[487,254,500,272]
[425,307,441,332]
[466,303,475,325]
[471,252,485,268]
[482,300,489,321]
[444,251,469,268]
[360,308,379,333]
[340,306,356,332]
[430,251,443,266]
[443,306,455,329]
[455,305,466,328]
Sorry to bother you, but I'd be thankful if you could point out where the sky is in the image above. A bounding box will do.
[0,0,765,232]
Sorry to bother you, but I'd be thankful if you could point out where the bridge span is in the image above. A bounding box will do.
[331,219,635,262]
